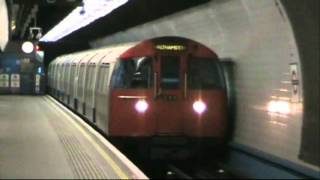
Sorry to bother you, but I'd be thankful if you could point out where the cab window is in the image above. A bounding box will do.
[112,57,153,89]
[187,58,225,89]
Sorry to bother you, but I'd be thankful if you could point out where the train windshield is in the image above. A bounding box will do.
[112,57,154,89]
[187,58,224,89]
[160,56,180,89]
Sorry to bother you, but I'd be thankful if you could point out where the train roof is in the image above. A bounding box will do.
[50,36,218,65]
[120,36,218,59]
[51,42,137,65]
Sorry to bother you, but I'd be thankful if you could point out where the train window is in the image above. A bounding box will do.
[77,65,86,98]
[187,58,224,89]
[97,65,110,93]
[112,57,153,89]
[86,66,96,91]
[160,56,180,89]
[63,65,67,90]
[64,64,71,93]
[69,65,76,95]
[61,64,65,90]
[56,65,60,87]
[102,66,109,92]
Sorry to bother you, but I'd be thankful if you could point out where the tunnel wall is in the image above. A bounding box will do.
[281,0,319,168]
[0,0,9,51]
[91,0,319,176]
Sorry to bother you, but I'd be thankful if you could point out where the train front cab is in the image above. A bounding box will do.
[109,37,228,152]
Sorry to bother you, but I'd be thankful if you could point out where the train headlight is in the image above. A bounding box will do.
[193,100,207,114]
[135,100,148,113]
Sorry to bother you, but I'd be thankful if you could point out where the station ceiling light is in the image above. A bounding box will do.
[40,0,128,42]
[21,41,34,53]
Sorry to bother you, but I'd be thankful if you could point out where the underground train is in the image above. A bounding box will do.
[48,36,229,153]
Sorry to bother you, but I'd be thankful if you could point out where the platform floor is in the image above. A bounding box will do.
[0,95,147,179]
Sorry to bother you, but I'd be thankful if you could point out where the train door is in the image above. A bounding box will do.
[59,64,65,101]
[69,63,78,109]
[154,54,186,135]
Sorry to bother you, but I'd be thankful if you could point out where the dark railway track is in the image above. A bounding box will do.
[130,154,235,179]
[164,162,234,179]
[115,140,236,179]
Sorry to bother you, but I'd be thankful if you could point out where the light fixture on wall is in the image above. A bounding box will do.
[40,0,129,42]
[29,27,43,40]
[27,9,42,40]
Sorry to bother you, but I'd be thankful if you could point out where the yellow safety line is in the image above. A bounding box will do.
[44,97,129,179]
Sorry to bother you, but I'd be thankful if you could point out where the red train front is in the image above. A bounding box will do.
[109,37,228,143]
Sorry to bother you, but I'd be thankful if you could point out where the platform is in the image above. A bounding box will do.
[0,95,147,179]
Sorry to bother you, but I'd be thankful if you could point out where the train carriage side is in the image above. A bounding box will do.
[50,58,58,97]
[74,53,95,115]
[49,60,56,95]
[68,53,86,109]
[53,58,61,97]
[49,61,56,94]
[54,58,64,99]
[61,55,73,105]
[47,62,53,93]
[94,57,113,133]
[58,57,68,100]
[54,58,61,98]
[74,48,122,123]
[83,52,107,123]
[48,42,137,128]
[52,58,60,96]
[59,56,72,102]
[58,59,65,101]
